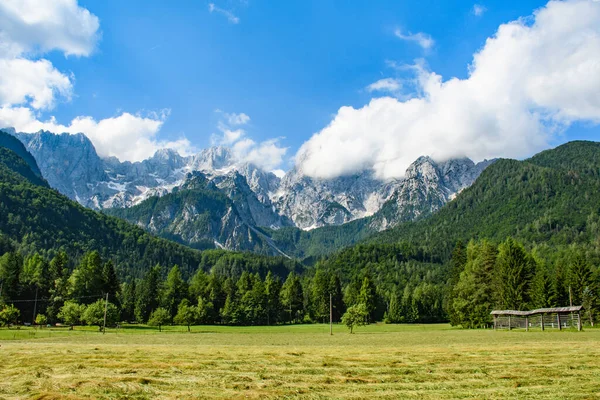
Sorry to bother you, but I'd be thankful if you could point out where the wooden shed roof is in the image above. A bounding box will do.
[491,306,583,316]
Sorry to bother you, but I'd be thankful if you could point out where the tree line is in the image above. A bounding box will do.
[448,238,599,328]
[1,237,598,329]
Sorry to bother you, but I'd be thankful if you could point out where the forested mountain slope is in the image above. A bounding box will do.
[370,141,600,259]
[0,142,300,280]
[105,172,288,255]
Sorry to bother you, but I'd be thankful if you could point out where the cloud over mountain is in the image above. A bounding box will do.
[296,0,600,180]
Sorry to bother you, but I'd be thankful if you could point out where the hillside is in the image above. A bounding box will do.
[0,141,300,279]
[369,141,600,259]
[105,172,289,255]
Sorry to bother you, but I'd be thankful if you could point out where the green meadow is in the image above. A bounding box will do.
[1,324,599,399]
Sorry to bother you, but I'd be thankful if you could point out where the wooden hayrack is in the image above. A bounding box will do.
[491,306,583,331]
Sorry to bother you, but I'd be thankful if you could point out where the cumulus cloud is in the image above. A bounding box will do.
[297,0,600,180]
[0,0,100,58]
[0,1,191,163]
[394,29,435,50]
[366,78,402,95]
[208,3,240,24]
[0,0,100,110]
[211,111,287,171]
[472,4,487,16]
[0,58,73,110]
[0,106,192,162]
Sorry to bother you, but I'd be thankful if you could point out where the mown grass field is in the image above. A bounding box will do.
[1,323,599,399]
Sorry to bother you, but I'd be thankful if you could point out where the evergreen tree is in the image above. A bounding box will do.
[280,272,303,323]
[135,265,161,323]
[494,238,534,310]
[189,269,209,302]
[329,274,344,322]
[264,271,282,325]
[386,288,402,323]
[46,252,70,323]
[196,296,213,324]
[530,263,556,308]
[358,275,377,321]
[452,241,496,328]
[102,260,120,299]
[554,260,570,307]
[162,265,187,319]
[310,269,330,322]
[0,252,23,302]
[120,280,137,322]
[569,254,594,305]
[446,241,468,326]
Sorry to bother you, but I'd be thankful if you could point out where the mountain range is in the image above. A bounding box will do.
[2,127,494,255]
[1,125,599,277]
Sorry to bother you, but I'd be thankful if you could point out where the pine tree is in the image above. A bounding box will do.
[0,252,23,303]
[135,265,161,323]
[358,275,377,321]
[162,265,187,319]
[47,252,69,323]
[386,288,402,323]
[310,269,330,322]
[264,271,282,325]
[494,238,534,310]
[452,241,496,328]
[530,264,556,308]
[120,280,136,322]
[329,274,344,322]
[280,272,303,323]
[568,254,593,305]
[102,260,120,299]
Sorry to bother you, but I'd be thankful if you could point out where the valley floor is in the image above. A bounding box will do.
[1,324,599,399]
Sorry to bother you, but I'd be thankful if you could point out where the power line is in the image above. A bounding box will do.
[2,293,105,303]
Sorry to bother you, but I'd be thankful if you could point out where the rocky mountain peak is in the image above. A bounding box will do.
[190,146,234,171]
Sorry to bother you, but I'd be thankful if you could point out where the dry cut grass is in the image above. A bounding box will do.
[1,324,599,399]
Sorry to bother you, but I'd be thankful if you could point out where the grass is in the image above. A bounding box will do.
[1,323,599,399]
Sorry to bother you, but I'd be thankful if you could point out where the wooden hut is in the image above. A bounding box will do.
[491,306,583,331]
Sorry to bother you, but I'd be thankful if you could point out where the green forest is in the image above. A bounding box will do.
[0,134,599,328]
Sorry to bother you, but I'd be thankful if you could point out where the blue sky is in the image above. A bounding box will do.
[46,0,550,150]
[0,0,599,177]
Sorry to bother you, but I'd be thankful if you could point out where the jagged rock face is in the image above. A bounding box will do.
[371,157,494,231]
[272,168,397,230]
[7,129,493,236]
[213,171,292,229]
[12,131,108,205]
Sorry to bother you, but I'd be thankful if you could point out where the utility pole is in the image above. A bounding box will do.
[569,286,573,307]
[32,286,39,325]
[329,293,333,336]
[102,293,109,334]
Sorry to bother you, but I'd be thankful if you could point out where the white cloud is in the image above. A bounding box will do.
[208,3,240,24]
[232,138,287,172]
[0,0,100,57]
[472,4,487,16]
[0,106,193,162]
[0,2,190,163]
[0,58,73,110]
[211,111,287,170]
[0,0,100,111]
[297,0,600,180]
[225,112,250,125]
[394,29,435,50]
[366,78,402,94]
